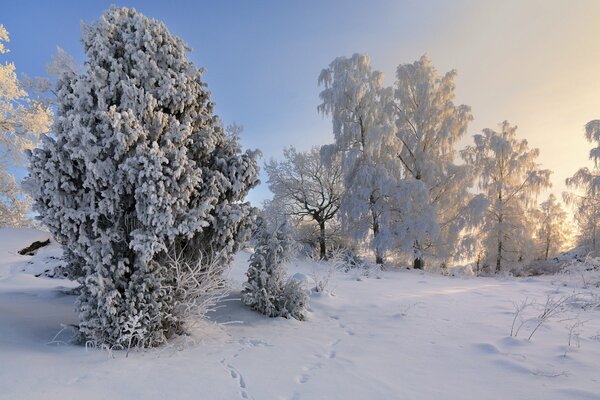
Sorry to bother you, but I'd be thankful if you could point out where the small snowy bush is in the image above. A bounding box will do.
[328,247,366,272]
[242,222,307,320]
[560,257,600,289]
[278,280,309,320]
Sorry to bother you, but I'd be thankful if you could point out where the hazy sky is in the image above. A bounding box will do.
[3,0,600,205]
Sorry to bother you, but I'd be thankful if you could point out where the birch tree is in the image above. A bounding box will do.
[462,121,551,272]
[0,25,52,226]
[392,55,484,269]
[534,194,570,259]
[565,120,600,254]
[318,53,399,265]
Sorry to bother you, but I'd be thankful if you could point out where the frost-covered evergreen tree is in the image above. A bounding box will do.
[392,55,485,269]
[462,121,551,272]
[242,220,307,320]
[25,7,259,347]
[318,54,400,265]
[265,146,342,260]
[565,120,600,255]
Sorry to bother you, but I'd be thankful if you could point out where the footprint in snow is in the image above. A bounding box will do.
[225,363,252,400]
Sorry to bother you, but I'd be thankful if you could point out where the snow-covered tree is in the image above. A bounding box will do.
[533,194,570,259]
[318,53,400,265]
[265,146,342,260]
[242,220,307,320]
[566,194,600,255]
[22,47,80,100]
[25,7,259,347]
[392,55,484,269]
[565,120,600,255]
[0,25,52,226]
[462,121,551,272]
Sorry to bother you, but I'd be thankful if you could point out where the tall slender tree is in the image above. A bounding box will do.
[462,121,551,272]
[534,194,570,259]
[392,55,483,269]
[318,54,399,265]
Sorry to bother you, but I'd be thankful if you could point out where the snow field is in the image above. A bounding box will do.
[1,231,599,399]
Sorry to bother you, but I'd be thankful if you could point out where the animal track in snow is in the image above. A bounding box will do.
[222,360,253,400]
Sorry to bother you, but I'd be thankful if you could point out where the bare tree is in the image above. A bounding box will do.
[265,146,343,260]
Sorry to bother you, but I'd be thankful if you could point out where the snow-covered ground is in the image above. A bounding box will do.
[1,229,599,400]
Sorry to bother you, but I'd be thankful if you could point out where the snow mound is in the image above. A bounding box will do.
[289,272,315,290]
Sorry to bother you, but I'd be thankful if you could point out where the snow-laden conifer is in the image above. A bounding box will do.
[25,7,259,347]
[242,220,307,320]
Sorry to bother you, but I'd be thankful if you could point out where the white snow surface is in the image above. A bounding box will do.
[1,229,599,399]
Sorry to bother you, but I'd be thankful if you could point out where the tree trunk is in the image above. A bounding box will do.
[373,215,384,265]
[370,194,384,265]
[413,240,424,269]
[496,205,503,273]
[593,223,597,255]
[413,257,424,270]
[496,239,502,273]
[318,220,327,260]
[544,236,550,260]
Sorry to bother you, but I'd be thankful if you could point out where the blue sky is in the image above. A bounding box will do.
[3,1,600,205]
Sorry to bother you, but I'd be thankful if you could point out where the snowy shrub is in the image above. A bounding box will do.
[25,7,259,348]
[327,246,372,281]
[278,279,309,320]
[310,262,337,294]
[559,257,600,289]
[163,249,230,333]
[328,247,366,272]
[242,222,307,320]
[508,294,593,341]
